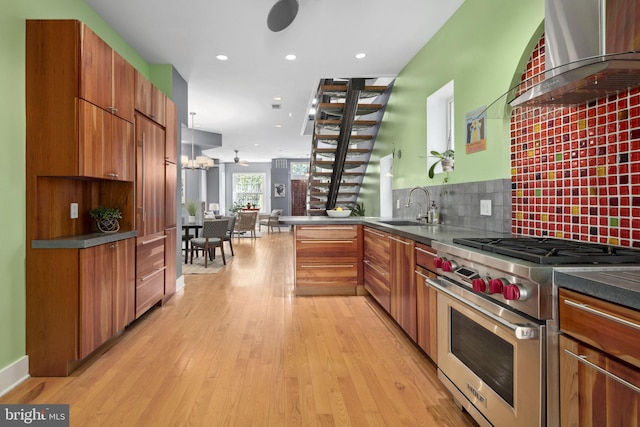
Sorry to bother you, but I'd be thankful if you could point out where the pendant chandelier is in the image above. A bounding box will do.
[181,112,214,170]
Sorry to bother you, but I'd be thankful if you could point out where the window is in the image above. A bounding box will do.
[426,80,454,176]
[232,173,266,209]
[290,161,309,179]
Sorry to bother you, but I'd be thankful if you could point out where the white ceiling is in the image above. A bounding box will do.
[86,0,465,163]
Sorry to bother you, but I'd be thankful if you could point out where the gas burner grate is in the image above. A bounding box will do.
[452,237,640,265]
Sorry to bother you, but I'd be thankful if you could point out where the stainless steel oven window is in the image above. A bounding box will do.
[450,307,515,406]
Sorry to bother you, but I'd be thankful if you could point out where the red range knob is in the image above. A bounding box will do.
[472,278,488,293]
[434,257,444,269]
[441,260,456,272]
[503,284,528,301]
[488,278,506,294]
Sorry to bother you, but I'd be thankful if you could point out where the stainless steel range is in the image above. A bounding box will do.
[428,237,640,427]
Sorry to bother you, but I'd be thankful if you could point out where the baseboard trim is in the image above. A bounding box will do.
[0,356,29,397]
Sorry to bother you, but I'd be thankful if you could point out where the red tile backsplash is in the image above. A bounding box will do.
[511,35,640,248]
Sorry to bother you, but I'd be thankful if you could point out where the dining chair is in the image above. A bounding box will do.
[222,215,236,256]
[235,211,258,239]
[189,218,229,267]
[258,209,283,233]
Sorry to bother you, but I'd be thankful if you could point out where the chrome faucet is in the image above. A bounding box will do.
[405,186,431,222]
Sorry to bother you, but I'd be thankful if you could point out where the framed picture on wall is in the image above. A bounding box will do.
[274,183,285,198]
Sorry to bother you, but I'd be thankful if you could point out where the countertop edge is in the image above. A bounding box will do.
[554,268,640,311]
[32,230,138,249]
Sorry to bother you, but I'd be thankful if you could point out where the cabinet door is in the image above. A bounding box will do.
[390,235,416,340]
[165,159,177,228]
[79,244,113,359]
[110,116,134,182]
[79,100,109,179]
[415,266,437,363]
[113,238,135,332]
[79,24,112,113]
[560,334,640,426]
[135,70,166,125]
[136,114,166,237]
[112,50,134,123]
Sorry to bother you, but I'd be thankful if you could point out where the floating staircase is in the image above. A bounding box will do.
[307,78,392,215]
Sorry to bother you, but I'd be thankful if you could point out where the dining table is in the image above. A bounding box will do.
[182,222,202,263]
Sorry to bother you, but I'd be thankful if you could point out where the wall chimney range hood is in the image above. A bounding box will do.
[510,0,640,108]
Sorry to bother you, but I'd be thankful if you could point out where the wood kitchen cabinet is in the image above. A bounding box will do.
[136,113,167,237]
[165,99,178,228]
[27,238,135,376]
[415,243,438,363]
[294,224,362,295]
[390,234,416,341]
[135,70,167,126]
[26,20,135,181]
[363,226,391,311]
[559,288,640,426]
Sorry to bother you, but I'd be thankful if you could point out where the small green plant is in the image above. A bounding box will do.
[428,149,454,179]
[348,202,365,216]
[186,201,198,216]
[89,206,122,221]
[228,201,246,215]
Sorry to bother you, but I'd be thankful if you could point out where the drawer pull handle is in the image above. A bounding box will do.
[564,299,640,331]
[301,264,354,268]
[299,240,354,244]
[139,267,166,282]
[415,270,432,283]
[389,236,411,245]
[416,247,436,255]
[363,260,389,276]
[364,228,387,237]
[564,349,640,394]
[140,235,167,245]
[300,226,353,230]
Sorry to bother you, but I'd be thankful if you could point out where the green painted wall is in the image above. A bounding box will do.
[360,0,545,216]
[0,0,170,375]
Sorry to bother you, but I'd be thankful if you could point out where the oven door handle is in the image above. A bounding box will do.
[426,277,540,340]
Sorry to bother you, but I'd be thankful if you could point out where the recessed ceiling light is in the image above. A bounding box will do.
[216,54,229,61]
[309,107,316,115]
[355,52,366,59]
[273,96,283,101]
[275,124,283,128]
[285,54,297,61]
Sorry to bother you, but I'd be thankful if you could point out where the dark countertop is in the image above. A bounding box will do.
[279,216,511,247]
[32,230,138,249]
[554,267,640,311]
[281,215,640,311]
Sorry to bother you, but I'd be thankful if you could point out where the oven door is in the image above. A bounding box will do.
[428,276,545,427]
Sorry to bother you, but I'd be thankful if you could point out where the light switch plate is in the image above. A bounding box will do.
[480,199,492,216]
[70,203,78,219]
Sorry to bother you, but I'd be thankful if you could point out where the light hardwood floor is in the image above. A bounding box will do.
[2,230,477,426]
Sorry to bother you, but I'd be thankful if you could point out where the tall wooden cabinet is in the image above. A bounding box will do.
[26,19,178,376]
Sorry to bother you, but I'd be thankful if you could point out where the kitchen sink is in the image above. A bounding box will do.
[378,220,434,226]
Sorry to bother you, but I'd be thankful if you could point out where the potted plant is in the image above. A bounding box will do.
[186,201,198,223]
[89,206,122,233]
[428,149,454,179]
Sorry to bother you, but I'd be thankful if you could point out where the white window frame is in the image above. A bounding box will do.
[232,172,266,212]
[426,80,454,176]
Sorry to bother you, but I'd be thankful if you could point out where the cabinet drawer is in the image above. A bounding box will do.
[296,225,358,239]
[363,227,390,272]
[136,234,166,276]
[136,268,165,317]
[560,288,640,368]
[295,238,358,257]
[296,260,358,287]
[415,243,437,271]
[363,261,390,312]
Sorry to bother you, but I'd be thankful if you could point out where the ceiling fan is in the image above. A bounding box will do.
[234,150,249,167]
[267,0,299,32]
